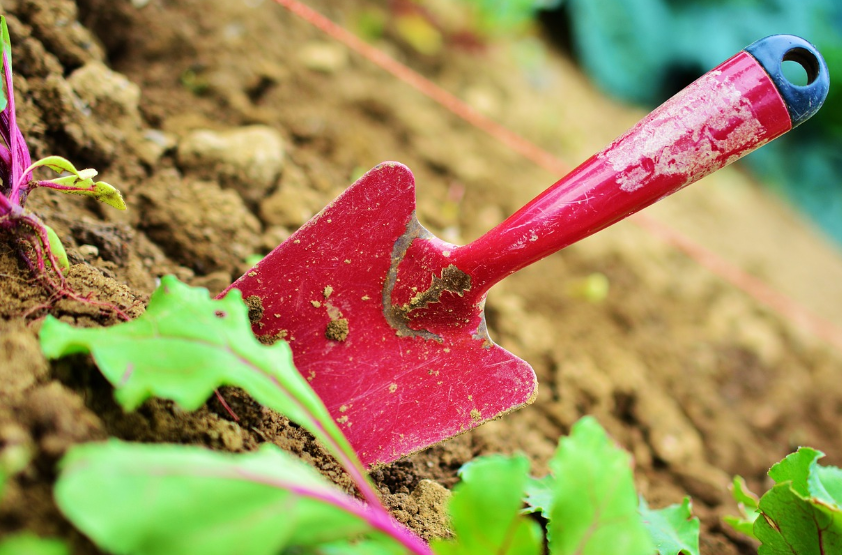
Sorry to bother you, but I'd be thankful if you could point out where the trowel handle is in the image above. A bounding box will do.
[452,35,829,294]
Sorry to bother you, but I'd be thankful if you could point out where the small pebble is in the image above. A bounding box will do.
[78,244,99,258]
[298,42,349,73]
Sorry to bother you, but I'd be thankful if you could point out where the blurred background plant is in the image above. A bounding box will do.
[361,0,842,247]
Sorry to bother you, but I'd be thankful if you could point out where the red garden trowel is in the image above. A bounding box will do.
[222,35,828,466]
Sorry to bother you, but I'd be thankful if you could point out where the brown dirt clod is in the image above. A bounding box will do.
[325,318,349,342]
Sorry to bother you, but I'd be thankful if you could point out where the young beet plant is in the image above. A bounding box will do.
[39,277,701,555]
[0,16,126,316]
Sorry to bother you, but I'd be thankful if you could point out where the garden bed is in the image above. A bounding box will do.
[2,1,841,553]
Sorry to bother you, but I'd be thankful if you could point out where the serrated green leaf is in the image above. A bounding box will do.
[523,474,554,517]
[39,276,359,478]
[43,224,69,270]
[755,481,842,555]
[55,441,392,555]
[723,476,760,539]
[0,16,11,113]
[768,447,823,497]
[639,497,699,555]
[0,533,69,555]
[546,416,653,555]
[431,454,542,555]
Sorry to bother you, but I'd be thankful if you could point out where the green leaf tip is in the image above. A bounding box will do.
[40,276,359,480]
[55,440,386,555]
[639,497,700,555]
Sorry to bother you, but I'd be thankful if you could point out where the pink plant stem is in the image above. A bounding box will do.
[214,389,240,422]
[2,50,22,206]
[0,192,12,217]
[292,389,383,509]
[14,214,133,322]
[238,470,433,555]
[35,180,93,193]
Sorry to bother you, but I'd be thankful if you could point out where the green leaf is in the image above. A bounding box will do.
[431,454,542,555]
[27,156,126,210]
[0,16,11,113]
[43,224,69,270]
[85,180,127,210]
[55,441,396,555]
[730,476,760,510]
[752,447,842,554]
[754,482,842,555]
[546,416,653,555]
[811,464,842,509]
[768,447,823,497]
[639,497,699,555]
[523,474,555,517]
[244,253,264,267]
[39,276,360,478]
[0,533,69,555]
[26,155,84,176]
[723,476,760,539]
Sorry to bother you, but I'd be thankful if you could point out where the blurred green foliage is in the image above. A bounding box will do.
[456,0,564,37]
[551,0,842,245]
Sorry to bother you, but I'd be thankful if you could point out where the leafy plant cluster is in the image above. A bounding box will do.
[725,447,842,553]
[17,276,842,555]
[0,272,833,555]
[0,15,127,318]
[19,275,700,555]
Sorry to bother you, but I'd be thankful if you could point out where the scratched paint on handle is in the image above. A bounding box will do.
[600,63,768,193]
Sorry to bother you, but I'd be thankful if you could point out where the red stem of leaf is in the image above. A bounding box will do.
[214,389,240,422]
[9,214,134,322]
[238,469,433,555]
[37,180,92,193]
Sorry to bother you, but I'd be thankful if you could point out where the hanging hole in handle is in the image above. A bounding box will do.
[745,35,829,127]
[782,47,820,86]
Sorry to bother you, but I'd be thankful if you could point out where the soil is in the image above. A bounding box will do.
[1,0,841,553]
